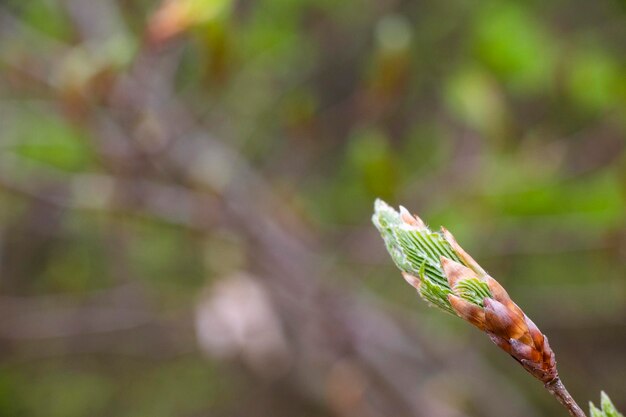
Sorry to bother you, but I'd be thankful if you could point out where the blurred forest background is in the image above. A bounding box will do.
[0,0,625,416]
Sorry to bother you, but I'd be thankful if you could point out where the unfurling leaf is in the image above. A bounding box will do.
[372,199,557,383]
[590,392,624,417]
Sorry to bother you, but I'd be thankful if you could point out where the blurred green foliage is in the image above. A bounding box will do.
[1,0,625,416]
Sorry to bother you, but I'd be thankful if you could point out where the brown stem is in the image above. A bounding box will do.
[545,378,586,417]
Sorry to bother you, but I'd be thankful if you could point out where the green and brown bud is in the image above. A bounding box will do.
[441,256,557,382]
[372,200,558,384]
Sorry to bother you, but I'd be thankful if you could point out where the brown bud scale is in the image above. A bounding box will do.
[441,246,558,383]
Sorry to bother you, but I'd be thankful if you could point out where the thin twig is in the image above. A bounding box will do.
[545,378,587,417]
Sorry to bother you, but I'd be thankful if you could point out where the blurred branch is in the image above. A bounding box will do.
[0,155,222,230]
[0,9,552,417]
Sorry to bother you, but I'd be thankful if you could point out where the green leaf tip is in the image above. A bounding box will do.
[372,199,492,313]
[589,392,624,417]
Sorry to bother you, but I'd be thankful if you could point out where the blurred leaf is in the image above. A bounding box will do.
[445,67,507,135]
[10,110,93,172]
[473,3,556,93]
[148,0,233,42]
[566,46,624,113]
[484,162,624,229]
[347,128,398,199]
[14,0,71,40]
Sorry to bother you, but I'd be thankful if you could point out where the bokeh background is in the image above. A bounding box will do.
[1,0,625,416]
